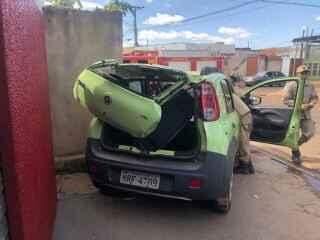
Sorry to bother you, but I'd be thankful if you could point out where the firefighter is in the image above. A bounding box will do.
[232,93,255,174]
[283,65,319,164]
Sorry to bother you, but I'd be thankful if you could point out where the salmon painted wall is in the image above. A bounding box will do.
[0,0,57,239]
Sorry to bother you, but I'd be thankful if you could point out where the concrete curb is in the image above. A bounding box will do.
[251,144,320,172]
[252,143,320,162]
[55,154,87,174]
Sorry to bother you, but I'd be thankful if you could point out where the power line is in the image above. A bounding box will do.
[181,0,260,24]
[156,4,271,30]
[142,0,260,30]
[258,0,320,8]
[141,0,320,31]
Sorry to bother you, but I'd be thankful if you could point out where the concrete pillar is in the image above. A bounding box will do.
[0,0,57,239]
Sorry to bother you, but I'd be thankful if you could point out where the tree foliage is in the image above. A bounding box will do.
[48,0,83,8]
[104,0,134,15]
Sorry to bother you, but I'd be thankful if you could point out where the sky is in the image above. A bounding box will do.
[76,0,320,49]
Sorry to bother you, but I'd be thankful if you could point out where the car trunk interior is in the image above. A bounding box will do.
[101,119,201,159]
[91,63,201,158]
[91,64,189,99]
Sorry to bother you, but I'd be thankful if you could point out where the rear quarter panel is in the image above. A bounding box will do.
[204,78,240,158]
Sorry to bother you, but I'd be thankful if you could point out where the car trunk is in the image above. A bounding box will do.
[74,61,202,158]
[101,118,201,159]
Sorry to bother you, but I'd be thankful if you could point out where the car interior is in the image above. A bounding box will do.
[243,80,298,143]
[92,64,189,98]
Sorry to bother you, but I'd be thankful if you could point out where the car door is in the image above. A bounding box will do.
[242,77,305,149]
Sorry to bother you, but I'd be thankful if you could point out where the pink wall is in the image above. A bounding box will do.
[0,1,57,239]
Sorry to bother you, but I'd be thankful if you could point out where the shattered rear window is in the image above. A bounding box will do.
[91,64,189,98]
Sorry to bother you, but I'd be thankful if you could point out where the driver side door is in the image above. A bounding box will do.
[242,78,305,149]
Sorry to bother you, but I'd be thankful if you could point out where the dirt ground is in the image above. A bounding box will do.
[54,150,320,240]
[243,81,320,171]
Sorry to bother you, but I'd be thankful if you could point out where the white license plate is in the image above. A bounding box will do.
[120,170,160,189]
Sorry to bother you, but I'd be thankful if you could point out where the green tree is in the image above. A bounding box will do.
[48,0,83,8]
[104,0,134,15]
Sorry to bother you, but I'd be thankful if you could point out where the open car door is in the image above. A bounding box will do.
[242,77,305,150]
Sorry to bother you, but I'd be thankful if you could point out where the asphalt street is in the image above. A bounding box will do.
[54,149,320,240]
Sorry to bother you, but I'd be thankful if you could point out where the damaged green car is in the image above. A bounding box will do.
[74,60,304,213]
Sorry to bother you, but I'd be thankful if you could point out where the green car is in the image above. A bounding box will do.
[74,60,304,213]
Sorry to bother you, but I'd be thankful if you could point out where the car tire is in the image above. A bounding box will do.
[212,172,233,214]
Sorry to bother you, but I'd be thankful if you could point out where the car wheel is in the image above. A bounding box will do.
[212,172,233,214]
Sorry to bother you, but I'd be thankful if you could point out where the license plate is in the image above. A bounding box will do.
[120,170,160,189]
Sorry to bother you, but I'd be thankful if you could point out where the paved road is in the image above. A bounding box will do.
[54,151,320,240]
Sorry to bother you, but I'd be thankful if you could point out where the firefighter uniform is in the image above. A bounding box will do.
[283,65,318,163]
[232,93,254,173]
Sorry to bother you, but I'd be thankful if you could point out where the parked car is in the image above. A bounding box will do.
[74,60,303,213]
[245,71,286,86]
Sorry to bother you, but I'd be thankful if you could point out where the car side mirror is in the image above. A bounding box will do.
[249,95,262,105]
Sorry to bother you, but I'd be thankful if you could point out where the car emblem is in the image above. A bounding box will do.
[104,96,112,105]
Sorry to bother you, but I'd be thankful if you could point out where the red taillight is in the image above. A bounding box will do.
[189,179,202,189]
[199,82,220,121]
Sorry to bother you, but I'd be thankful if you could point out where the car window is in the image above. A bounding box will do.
[221,79,234,113]
[266,72,273,77]
[275,72,285,77]
[246,79,298,108]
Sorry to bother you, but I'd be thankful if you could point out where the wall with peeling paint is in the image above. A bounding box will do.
[44,7,122,156]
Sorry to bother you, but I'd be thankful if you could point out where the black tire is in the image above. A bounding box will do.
[211,172,233,214]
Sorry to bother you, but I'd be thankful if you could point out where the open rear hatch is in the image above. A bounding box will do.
[74,60,202,157]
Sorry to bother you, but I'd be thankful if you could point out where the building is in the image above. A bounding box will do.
[123,45,227,72]
[260,47,303,76]
[225,48,258,76]
[293,34,320,80]
[123,43,300,77]
[157,49,224,72]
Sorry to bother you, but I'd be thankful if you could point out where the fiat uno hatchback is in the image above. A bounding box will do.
[74,60,304,213]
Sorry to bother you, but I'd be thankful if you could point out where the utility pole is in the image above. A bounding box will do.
[131,6,144,47]
[300,29,305,60]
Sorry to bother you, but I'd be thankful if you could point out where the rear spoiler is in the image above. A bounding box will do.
[88,59,119,70]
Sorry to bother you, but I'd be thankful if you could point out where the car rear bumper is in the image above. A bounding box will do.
[86,139,232,201]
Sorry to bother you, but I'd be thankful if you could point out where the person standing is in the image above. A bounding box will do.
[232,93,255,174]
[283,65,319,164]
